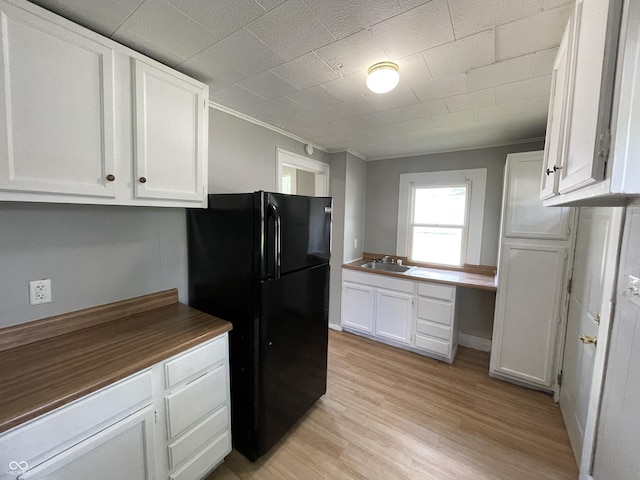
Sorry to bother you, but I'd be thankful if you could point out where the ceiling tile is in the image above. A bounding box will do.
[389,116,436,133]
[111,30,187,66]
[496,5,573,60]
[347,76,420,111]
[296,105,349,125]
[286,86,341,109]
[305,0,403,40]
[315,29,389,76]
[363,99,448,125]
[465,55,533,91]
[331,116,376,133]
[496,75,552,103]
[448,0,544,39]
[271,52,340,90]
[543,0,574,9]
[530,47,559,77]
[411,73,468,102]
[210,84,267,108]
[238,71,298,99]
[255,0,286,11]
[395,52,432,85]
[167,0,265,41]
[523,95,551,112]
[257,96,307,117]
[200,28,285,76]
[178,54,247,91]
[398,0,432,12]
[430,110,475,127]
[300,121,341,137]
[371,0,455,59]
[114,1,218,60]
[246,0,335,61]
[321,77,367,103]
[474,100,526,120]
[329,99,377,117]
[423,30,495,78]
[29,0,140,36]
[445,88,496,112]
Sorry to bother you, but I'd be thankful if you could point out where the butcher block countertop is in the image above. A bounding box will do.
[343,255,497,292]
[0,289,231,434]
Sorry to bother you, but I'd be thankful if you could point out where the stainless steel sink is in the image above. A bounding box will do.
[360,262,412,273]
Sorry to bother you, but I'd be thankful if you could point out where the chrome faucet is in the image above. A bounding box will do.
[382,255,395,263]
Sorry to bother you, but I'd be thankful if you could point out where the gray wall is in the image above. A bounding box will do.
[364,141,544,266]
[208,108,330,193]
[344,152,367,263]
[328,152,347,328]
[0,203,187,328]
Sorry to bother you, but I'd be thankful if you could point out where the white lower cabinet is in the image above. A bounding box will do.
[0,334,230,480]
[341,269,459,363]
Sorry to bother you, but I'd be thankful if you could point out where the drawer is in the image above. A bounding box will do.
[0,370,152,470]
[415,334,450,357]
[416,319,451,341]
[168,406,229,470]
[417,282,455,301]
[417,297,454,326]
[342,269,415,294]
[165,335,227,389]
[165,366,227,440]
[169,430,231,480]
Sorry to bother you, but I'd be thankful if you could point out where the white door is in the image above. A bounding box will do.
[341,282,375,333]
[0,0,116,198]
[540,14,573,200]
[276,148,329,197]
[559,0,622,194]
[559,207,616,463]
[133,60,206,203]
[374,288,413,344]
[18,406,155,480]
[491,243,568,388]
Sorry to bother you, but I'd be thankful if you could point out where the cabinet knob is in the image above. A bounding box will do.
[139,177,147,184]
[546,165,563,176]
[106,174,115,182]
[580,335,597,346]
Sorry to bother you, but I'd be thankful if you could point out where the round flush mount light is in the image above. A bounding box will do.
[366,61,400,94]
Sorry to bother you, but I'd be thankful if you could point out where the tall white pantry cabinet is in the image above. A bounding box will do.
[491,152,575,391]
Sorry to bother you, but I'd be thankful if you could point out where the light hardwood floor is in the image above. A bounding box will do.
[207,330,578,480]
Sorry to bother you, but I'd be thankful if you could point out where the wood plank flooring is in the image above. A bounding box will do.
[207,330,578,480]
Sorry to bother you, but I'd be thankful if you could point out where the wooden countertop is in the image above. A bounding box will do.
[343,259,497,291]
[0,289,232,434]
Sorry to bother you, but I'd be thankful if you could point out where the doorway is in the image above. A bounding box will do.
[276,148,329,197]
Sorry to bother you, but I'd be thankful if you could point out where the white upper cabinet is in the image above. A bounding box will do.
[542,0,640,206]
[0,0,209,208]
[0,1,116,198]
[133,60,207,204]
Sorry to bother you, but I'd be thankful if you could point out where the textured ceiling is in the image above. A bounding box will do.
[29,0,573,159]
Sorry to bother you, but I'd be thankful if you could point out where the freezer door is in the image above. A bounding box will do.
[256,263,329,457]
[264,193,331,276]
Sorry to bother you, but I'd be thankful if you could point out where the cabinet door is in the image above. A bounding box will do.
[541,14,573,200]
[559,0,623,194]
[491,243,568,388]
[342,282,375,333]
[133,60,206,203]
[0,1,116,198]
[18,406,155,480]
[504,152,572,240]
[374,288,413,344]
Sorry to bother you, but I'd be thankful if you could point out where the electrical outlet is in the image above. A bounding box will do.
[29,279,52,305]
[353,238,358,249]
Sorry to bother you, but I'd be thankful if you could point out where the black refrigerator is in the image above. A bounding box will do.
[187,191,331,461]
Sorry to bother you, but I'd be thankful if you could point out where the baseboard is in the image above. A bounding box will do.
[328,323,343,331]
[458,333,492,352]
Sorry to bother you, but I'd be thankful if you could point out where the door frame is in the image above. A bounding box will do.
[577,207,625,479]
[275,148,329,196]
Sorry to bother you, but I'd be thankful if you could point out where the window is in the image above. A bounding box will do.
[397,169,486,266]
[409,184,469,265]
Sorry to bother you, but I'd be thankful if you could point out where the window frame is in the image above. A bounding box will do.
[408,182,472,266]
[397,169,487,266]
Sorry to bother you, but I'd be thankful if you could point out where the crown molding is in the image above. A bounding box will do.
[208,101,329,154]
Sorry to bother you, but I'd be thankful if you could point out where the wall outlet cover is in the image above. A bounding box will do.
[29,279,52,305]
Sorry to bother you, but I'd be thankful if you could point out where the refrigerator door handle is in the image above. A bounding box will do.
[267,202,281,280]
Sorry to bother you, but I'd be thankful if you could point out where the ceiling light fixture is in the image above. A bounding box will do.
[366,61,400,94]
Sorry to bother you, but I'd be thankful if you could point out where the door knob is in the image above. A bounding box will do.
[580,335,597,346]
